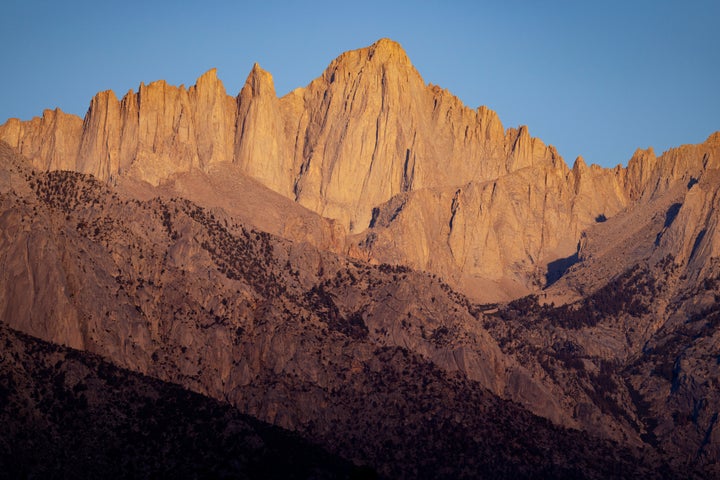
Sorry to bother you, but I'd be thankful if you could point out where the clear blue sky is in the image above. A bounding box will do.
[2,0,718,168]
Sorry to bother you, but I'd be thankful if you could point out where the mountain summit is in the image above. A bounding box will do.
[1,39,718,302]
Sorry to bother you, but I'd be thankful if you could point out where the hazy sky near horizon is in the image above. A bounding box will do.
[2,0,718,168]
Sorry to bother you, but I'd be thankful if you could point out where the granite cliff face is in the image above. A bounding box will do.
[0,38,655,301]
[1,38,720,477]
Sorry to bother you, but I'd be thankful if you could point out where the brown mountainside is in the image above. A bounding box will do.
[2,38,720,477]
[0,322,363,479]
[7,38,715,301]
[0,142,682,478]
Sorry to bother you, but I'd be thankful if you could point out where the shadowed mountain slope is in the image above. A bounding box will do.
[0,322,366,479]
[0,142,684,479]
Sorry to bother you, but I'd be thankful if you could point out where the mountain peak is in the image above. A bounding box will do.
[195,68,220,87]
[372,37,402,49]
[190,68,228,102]
[242,63,276,97]
[365,38,411,66]
[573,156,587,170]
[0,40,716,302]
[326,38,413,77]
[369,38,407,56]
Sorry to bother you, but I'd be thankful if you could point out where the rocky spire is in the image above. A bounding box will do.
[233,63,295,198]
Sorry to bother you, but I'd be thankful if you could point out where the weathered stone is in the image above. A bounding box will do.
[0,39,718,302]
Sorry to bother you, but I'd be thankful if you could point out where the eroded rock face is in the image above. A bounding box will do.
[234,64,295,198]
[349,159,630,301]
[0,109,83,172]
[1,39,718,303]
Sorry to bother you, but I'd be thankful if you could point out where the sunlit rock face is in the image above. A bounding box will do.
[1,37,720,478]
[0,39,667,301]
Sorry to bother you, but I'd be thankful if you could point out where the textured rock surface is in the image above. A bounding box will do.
[0,38,668,301]
[1,38,720,478]
[0,136,716,476]
[349,156,632,301]
[0,109,83,171]
[0,144,685,477]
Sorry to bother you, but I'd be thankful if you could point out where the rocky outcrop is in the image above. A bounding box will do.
[654,168,720,282]
[0,109,83,171]
[1,39,718,301]
[623,132,720,200]
[348,152,634,300]
[235,64,295,197]
[1,70,238,186]
[284,39,568,232]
